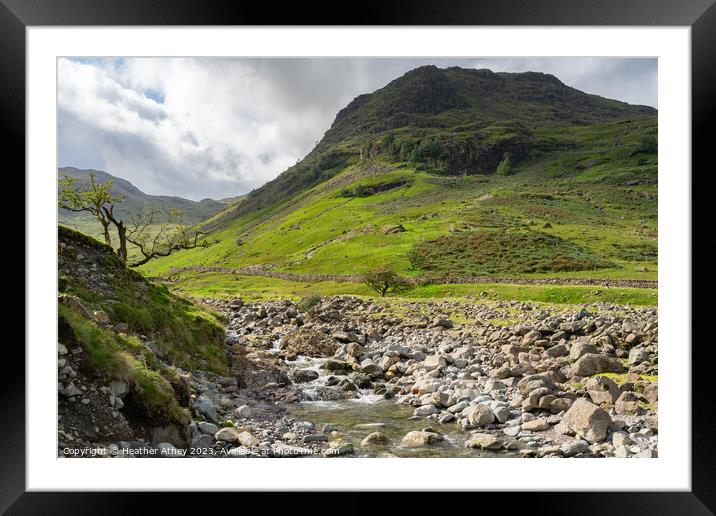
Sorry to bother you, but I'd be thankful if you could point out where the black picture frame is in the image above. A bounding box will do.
[6,0,714,513]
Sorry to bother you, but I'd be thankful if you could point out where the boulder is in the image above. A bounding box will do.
[400,430,444,448]
[237,431,261,447]
[462,404,495,427]
[522,418,549,432]
[615,391,645,414]
[569,338,597,361]
[424,355,448,370]
[361,432,390,447]
[628,348,650,366]
[559,398,612,443]
[280,329,337,357]
[214,427,240,443]
[465,433,504,450]
[413,404,439,417]
[568,353,625,378]
[585,376,620,404]
[292,369,320,383]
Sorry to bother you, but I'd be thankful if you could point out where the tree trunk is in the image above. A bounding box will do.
[101,220,112,246]
[116,222,128,262]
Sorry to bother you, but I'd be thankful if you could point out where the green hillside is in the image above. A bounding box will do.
[132,66,657,302]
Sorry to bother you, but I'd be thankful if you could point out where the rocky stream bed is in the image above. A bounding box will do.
[59,296,658,458]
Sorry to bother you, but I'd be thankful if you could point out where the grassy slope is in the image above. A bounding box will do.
[139,118,657,287]
[132,67,658,304]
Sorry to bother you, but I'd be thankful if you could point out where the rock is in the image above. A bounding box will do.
[361,432,390,447]
[197,421,219,435]
[193,395,219,422]
[424,355,448,370]
[151,425,189,449]
[447,401,469,414]
[414,404,439,417]
[109,380,129,398]
[302,434,329,443]
[615,391,644,414]
[292,369,320,383]
[503,426,521,437]
[400,430,444,448]
[550,398,573,414]
[332,330,357,343]
[327,443,354,456]
[612,431,633,447]
[568,353,625,377]
[465,433,504,450]
[280,329,337,357]
[361,363,384,377]
[235,405,252,419]
[522,418,549,432]
[93,310,110,325]
[431,391,451,407]
[560,439,589,457]
[237,431,261,447]
[434,318,454,329]
[214,427,241,443]
[462,404,495,427]
[484,379,506,392]
[559,398,612,443]
[58,294,93,319]
[345,342,365,357]
[493,406,511,423]
[643,382,658,404]
[569,339,597,361]
[586,376,620,404]
[321,360,352,373]
[628,348,649,366]
[382,224,406,234]
[192,434,213,448]
[546,343,569,358]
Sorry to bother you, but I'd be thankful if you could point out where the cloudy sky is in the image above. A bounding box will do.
[58,57,657,200]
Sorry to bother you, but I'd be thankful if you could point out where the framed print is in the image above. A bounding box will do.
[6,0,715,512]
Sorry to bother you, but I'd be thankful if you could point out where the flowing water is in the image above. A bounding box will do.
[289,399,519,458]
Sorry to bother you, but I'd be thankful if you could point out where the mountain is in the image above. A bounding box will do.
[135,65,657,295]
[210,65,655,226]
[58,167,227,224]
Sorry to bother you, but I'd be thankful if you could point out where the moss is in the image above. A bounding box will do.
[591,372,658,384]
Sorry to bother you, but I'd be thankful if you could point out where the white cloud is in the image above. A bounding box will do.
[58,57,657,200]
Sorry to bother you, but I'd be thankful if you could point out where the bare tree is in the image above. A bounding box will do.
[125,206,212,267]
[58,173,213,267]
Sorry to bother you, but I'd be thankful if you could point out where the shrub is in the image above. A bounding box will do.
[297,293,322,312]
[362,269,413,297]
[495,152,513,175]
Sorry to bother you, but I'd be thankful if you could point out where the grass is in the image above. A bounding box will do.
[59,304,189,426]
[410,229,614,275]
[59,225,228,373]
[167,271,657,306]
[593,372,658,384]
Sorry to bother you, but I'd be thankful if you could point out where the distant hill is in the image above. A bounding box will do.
[58,167,227,224]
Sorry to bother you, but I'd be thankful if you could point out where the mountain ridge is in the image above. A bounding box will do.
[58,167,229,225]
[210,65,656,228]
